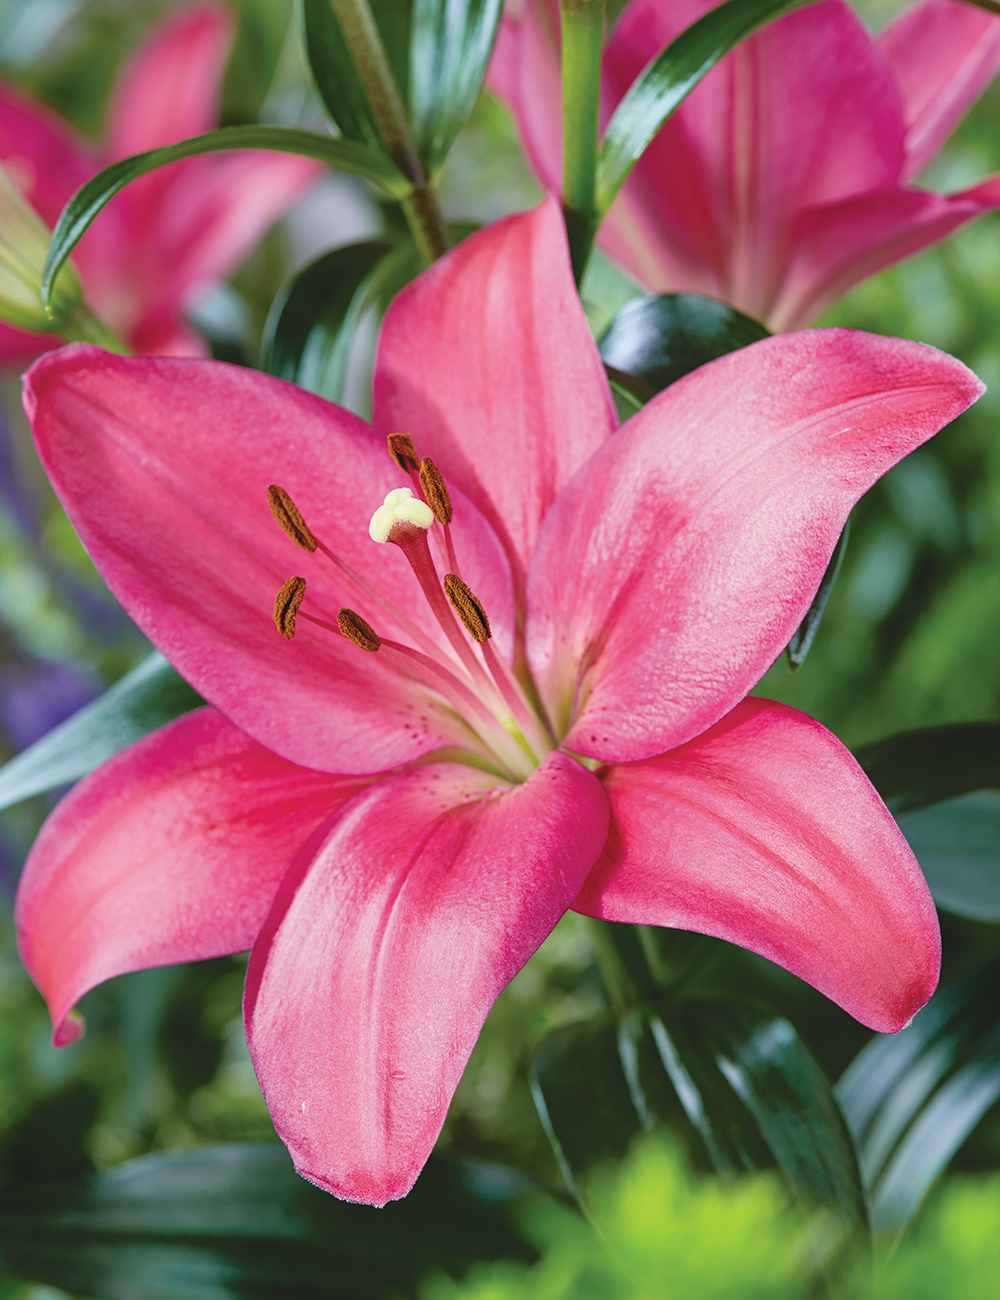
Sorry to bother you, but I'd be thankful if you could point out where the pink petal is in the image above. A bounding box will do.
[16,707,369,1048]
[526,330,982,762]
[245,752,609,1205]
[487,0,563,192]
[601,0,904,318]
[372,199,617,589]
[24,346,515,775]
[574,698,940,1034]
[879,0,1000,182]
[774,182,1000,331]
[105,2,235,159]
[0,82,94,227]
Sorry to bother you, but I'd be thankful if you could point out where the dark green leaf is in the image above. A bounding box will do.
[786,519,850,669]
[41,127,411,311]
[596,0,814,214]
[409,0,503,173]
[533,993,867,1235]
[598,293,770,402]
[0,653,202,811]
[855,722,1000,815]
[838,958,1000,1236]
[260,239,397,399]
[0,1145,533,1299]
[896,792,1000,922]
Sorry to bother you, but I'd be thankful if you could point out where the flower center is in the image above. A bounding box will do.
[266,439,554,782]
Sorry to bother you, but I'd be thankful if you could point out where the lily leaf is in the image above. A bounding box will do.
[533,993,867,1236]
[596,0,813,215]
[0,653,202,811]
[598,293,771,402]
[838,958,1000,1237]
[41,126,412,311]
[855,722,1000,814]
[0,1144,533,1299]
[894,792,1000,923]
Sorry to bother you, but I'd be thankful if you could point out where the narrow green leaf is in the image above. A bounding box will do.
[596,0,814,215]
[855,722,1000,815]
[41,126,412,310]
[786,519,850,669]
[533,994,867,1235]
[0,1145,533,1299]
[838,958,1000,1236]
[598,293,770,401]
[895,792,1000,922]
[0,653,202,811]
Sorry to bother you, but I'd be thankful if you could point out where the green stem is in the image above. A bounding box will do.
[59,304,129,353]
[328,0,450,263]
[561,0,605,285]
[963,0,1000,14]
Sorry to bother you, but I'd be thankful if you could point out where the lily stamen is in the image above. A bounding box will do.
[273,575,307,639]
[419,457,460,576]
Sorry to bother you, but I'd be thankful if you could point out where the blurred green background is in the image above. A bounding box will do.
[0,0,997,1295]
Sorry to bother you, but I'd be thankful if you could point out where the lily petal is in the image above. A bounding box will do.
[244,753,609,1205]
[488,0,563,192]
[373,199,617,588]
[527,329,982,761]
[24,346,515,774]
[879,0,1000,182]
[16,707,368,1048]
[574,698,940,1033]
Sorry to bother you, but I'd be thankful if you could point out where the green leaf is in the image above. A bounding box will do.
[533,993,867,1236]
[596,0,813,215]
[41,126,412,311]
[598,292,771,402]
[786,519,850,669]
[408,0,503,174]
[838,958,1000,1237]
[896,793,1000,923]
[0,653,202,811]
[261,239,398,399]
[0,1145,533,1299]
[855,722,1000,815]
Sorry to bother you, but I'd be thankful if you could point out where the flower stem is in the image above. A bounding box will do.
[561,0,605,285]
[327,0,450,263]
[59,305,128,354]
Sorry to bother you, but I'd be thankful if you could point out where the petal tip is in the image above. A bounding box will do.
[53,1008,85,1048]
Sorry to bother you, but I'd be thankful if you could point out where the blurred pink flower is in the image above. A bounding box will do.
[492,0,1000,328]
[17,200,979,1204]
[0,2,320,360]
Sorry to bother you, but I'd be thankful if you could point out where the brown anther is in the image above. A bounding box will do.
[274,576,306,639]
[419,457,453,525]
[268,484,317,552]
[444,574,491,643]
[337,608,381,653]
[387,433,419,473]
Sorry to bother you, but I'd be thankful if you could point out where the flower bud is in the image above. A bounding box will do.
[0,163,82,333]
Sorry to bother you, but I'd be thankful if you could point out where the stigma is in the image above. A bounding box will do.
[369,488,434,542]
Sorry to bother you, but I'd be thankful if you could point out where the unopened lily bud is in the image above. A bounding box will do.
[268,484,317,552]
[274,576,306,639]
[338,608,381,652]
[387,433,419,472]
[444,574,491,642]
[0,163,82,333]
[419,457,453,525]
[369,488,434,542]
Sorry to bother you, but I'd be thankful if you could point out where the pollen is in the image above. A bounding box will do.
[387,432,419,472]
[268,484,317,552]
[274,576,306,639]
[369,487,434,542]
[444,574,491,642]
[338,607,381,652]
[419,457,453,525]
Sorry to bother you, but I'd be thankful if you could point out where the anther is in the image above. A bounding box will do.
[338,608,381,652]
[444,574,491,643]
[274,576,306,639]
[369,487,434,542]
[419,457,453,525]
[268,485,317,552]
[387,433,419,473]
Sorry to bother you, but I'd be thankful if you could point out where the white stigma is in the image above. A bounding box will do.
[369,487,435,543]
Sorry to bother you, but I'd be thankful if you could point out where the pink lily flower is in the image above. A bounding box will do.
[0,2,320,360]
[16,199,980,1205]
[491,0,1000,329]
